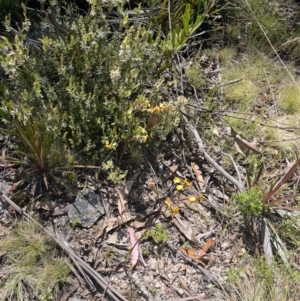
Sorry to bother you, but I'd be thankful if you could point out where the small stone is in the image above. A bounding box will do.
[143,276,152,284]
[132,272,140,281]
[148,258,157,271]
[68,188,105,228]
[172,263,181,273]
[157,258,164,270]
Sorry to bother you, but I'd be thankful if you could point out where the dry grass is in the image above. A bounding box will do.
[0,220,70,301]
[279,81,300,114]
[222,259,300,301]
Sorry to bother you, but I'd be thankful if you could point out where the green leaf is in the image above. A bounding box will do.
[264,218,290,267]
[0,108,11,122]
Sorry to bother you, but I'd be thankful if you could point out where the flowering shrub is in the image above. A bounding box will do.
[0,2,184,162]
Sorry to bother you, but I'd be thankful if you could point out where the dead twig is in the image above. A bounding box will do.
[221,152,242,184]
[164,295,210,301]
[209,78,243,89]
[181,112,244,192]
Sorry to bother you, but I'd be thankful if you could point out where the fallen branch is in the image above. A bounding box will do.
[209,78,243,89]
[165,294,209,301]
[181,112,244,192]
[0,191,129,301]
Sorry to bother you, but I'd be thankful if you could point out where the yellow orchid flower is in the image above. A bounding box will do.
[172,206,180,215]
[183,178,192,187]
[173,177,181,184]
[165,198,172,207]
[189,196,196,202]
[197,194,204,202]
[176,184,184,191]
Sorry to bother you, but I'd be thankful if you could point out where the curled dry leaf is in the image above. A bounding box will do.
[179,238,215,266]
[201,238,215,252]
[131,217,148,229]
[191,162,204,190]
[116,172,139,215]
[116,188,127,216]
[96,214,135,238]
[230,127,261,157]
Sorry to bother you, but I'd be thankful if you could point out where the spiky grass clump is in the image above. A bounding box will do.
[218,47,236,65]
[185,64,206,89]
[0,220,70,301]
[223,57,263,105]
[221,50,300,156]
[279,81,300,114]
[222,53,283,105]
[223,258,300,301]
[264,114,300,154]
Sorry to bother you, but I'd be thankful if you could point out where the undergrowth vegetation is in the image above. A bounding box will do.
[224,258,300,301]
[0,3,180,161]
[0,0,211,192]
[1,0,300,300]
[0,220,70,301]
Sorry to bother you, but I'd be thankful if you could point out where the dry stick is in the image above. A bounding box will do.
[221,152,242,184]
[209,78,243,89]
[181,113,244,192]
[0,192,129,301]
[165,296,210,301]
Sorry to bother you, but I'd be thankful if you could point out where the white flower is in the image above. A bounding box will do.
[110,67,120,82]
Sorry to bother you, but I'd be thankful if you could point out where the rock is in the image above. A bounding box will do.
[68,188,105,228]
[148,258,157,271]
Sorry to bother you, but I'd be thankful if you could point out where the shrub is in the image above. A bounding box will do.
[236,187,263,217]
[0,1,185,163]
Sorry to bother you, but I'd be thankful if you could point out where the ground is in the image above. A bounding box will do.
[1,0,300,300]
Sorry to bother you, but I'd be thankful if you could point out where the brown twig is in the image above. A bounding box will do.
[181,112,244,192]
[209,78,243,89]
[164,295,210,301]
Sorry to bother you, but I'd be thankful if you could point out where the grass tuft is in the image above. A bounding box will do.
[223,258,300,301]
[218,47,236,65]
[0,220,70,301]
[279,81,300,114]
